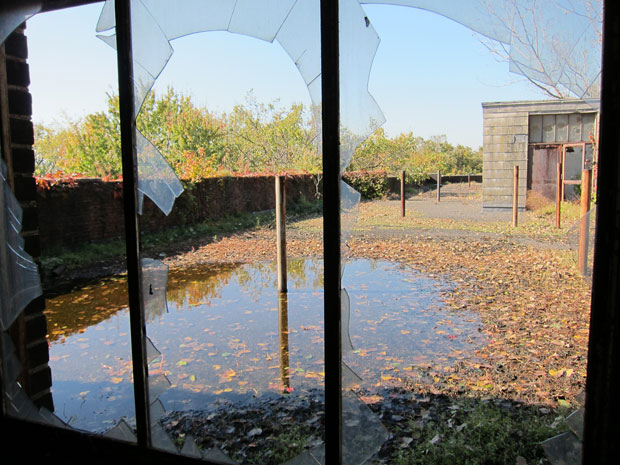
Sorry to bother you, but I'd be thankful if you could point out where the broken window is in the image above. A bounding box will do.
[0,1,604,464]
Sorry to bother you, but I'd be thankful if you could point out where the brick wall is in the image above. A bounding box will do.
[1,25,53,410]
[37,174,320,249]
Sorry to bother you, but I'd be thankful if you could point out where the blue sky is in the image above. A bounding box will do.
[26,2,546,149]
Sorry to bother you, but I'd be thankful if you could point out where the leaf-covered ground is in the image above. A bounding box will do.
[160,183,591,409]
[48,182,592,463]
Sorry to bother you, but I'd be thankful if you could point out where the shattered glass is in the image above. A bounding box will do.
[0,159,42,331]
[361,1,602,99]
[142,258,169,322]
[103,419,137,442]
[0,0,603,461]
[0,0,41,46]
[542,431,582,465]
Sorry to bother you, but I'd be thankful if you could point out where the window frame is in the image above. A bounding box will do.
[2,1,620,464]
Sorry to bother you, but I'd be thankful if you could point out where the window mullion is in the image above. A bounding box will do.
[114,0,151,448]
[321,1,343,464]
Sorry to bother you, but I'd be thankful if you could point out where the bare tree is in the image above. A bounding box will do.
[477,0,602,99]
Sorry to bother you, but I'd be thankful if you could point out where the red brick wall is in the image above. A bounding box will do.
[1,25,53,410]
[37,174,319,249]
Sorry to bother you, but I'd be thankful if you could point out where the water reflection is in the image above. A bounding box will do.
[45,258,484,432]
[278,293,291,392]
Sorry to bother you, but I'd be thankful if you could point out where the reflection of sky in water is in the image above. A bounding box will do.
[46,259,484,432]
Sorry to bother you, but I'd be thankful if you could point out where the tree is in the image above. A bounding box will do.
[223,93,319,175]
[478,0,602,99]
[34,88,226,179]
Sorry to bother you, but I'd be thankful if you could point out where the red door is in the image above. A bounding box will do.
[528,145,562,200]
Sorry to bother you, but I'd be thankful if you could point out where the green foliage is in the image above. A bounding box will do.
[342,170,389,200]
[223,92,319,175]
[393,399,568,465]
[349,129,482,185]
[34,87,481,183]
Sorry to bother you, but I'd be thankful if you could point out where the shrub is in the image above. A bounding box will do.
[342,170,389,200]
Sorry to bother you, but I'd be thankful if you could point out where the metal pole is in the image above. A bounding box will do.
[276,176,287,293]
[556,161,562,228]
[436,170,441,202]
[321,0,343,463]
[115,0,151,447]
[400,170,406,217]
[578,169,592,275]
[513,165,519,227]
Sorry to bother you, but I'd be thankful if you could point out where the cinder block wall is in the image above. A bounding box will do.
[1,25,53,409]
[482,103,529,210]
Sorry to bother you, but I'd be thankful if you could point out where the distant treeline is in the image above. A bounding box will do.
[34,87,481,184]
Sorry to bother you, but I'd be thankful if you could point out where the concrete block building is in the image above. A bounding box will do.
[482,99,600,210]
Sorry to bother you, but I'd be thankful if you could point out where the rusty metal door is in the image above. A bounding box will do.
[528,145,562,200]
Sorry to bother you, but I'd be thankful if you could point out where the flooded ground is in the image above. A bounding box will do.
[45,258,484,432]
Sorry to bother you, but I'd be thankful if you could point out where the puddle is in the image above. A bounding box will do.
[45,258,484,432]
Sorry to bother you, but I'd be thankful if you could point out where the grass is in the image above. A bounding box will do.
[392,399,570,465]
[234,424,311,465]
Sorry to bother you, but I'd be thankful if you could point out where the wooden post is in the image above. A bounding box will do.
[556,161,562,228]
[578,169,593,276]
[400,170,406,217]
[276,176,287,293]
[436,170,441,202]
[278,293,290,391]
[468,173,471,189]
[513,165,519,227]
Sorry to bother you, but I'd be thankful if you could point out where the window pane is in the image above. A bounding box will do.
[529,115,543,143]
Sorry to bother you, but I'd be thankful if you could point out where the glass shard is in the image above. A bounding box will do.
[0,1,41,45]
[149,373,172,401]
[1,333,22,386]
[141,258,169,322]
[0,160,42,331]
[341,288,355,355]
[283,446,325,465]
[541,432,582,465]
[38,407,69,428]
[342,390,388,465]
[104,418,137,442]
[202,448,239,464]
[136,132,184,217]
[151,421,179,454]
[180,435,202,459]
[361,1,601,99]
[566,408,585,440]
[146,335,162,365]
[5,382,40,421]
[150,399,178,453]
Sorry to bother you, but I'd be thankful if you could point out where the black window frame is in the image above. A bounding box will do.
[1,1,619,464]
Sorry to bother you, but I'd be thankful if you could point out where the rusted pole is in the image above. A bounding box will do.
[400,170,406,217]
[578,169,593,276]
[556,161,562,228]
[436,170,441,202]
[513,165,519,227]
[276,176,287,293]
